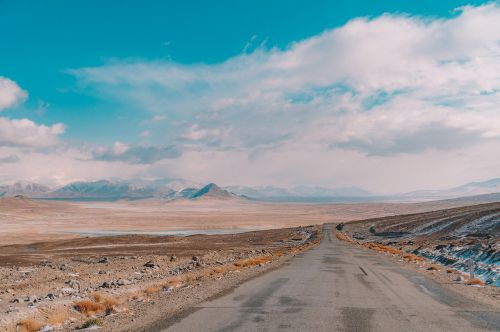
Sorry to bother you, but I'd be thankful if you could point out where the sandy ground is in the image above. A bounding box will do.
[0,196,494,245]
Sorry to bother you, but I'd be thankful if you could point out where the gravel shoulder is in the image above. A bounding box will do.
[0,225,322,331]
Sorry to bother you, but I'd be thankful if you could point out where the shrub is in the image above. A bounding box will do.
[144,285,161,295]
[17,319,42,332]
[46,307,69,325]
[466,278,485,286]
[74,300,105,315]
[79,318,103,329]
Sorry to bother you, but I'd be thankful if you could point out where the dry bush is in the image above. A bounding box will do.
[92,292,104,303]
[74,300,105,315]
[91,292,120,311]
[212,267,225,274]
[335,232,357,243]
[46,307,69,325]
[17,319,42,332]
[466,278,485,286]
[403,253,424,262]
[80,318,103,329]
[234,256,272,268]
[364,243,401,255]
[144,284,161,295]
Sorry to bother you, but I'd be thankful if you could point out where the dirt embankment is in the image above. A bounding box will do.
[0,225,322,331]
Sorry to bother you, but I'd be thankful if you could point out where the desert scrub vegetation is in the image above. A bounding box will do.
[91,292,122,314]
[466,278,486,286]
[79,318,104,329]
[74,299,105,316]
[16,319,43,332]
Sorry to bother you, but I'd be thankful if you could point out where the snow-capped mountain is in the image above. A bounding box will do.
[398,178,500,200]
[224,185,373,199]
[0,182,50,197]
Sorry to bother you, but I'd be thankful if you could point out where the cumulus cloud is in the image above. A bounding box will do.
[0,77,27,111]
[73,4,500,158]
[0,117,65,147]
[93,142,181,164]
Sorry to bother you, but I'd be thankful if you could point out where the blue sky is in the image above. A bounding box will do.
[1,1,500,191]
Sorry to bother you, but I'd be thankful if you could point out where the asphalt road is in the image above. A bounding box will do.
[162,225,499,332]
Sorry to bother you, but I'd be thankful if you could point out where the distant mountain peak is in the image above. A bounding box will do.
[190,183,236,200]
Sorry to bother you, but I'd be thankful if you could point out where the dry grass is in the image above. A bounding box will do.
[74,300,105,315]
[144,284,161,295]
[17,319,43,332]
[466,278,486,286]
[402,253,424,262]
[45,307,69,325]
[233,256,272,268]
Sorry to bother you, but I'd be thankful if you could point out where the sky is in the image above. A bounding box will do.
[1,0,500,193]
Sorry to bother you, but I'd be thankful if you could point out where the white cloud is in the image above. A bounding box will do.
[0,77,27,111]
[0,117,65,147]
[62,4,500,190]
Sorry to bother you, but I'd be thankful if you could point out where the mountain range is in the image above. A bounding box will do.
[0,177,499,202]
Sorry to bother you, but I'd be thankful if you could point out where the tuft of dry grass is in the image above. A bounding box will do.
[144,285,161,295]
[466,278,485,286]
[402,253,424,262]
[233,256,272,268]
[74,300,105,315]
[46,307,69,325]
[17,319,43,332]
[89,292,122,314]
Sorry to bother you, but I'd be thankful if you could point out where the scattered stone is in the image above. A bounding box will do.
[101,281,111,288]
[65,279,81,291]
[454,275,462,282]
[170,255,177,262]
[117,279,130,286]
[144,261,158,268]
[98,270,107,275]
[61,287,78,295]
[192,256,200,262]
[98,257,109,264]
[46,293,56,300]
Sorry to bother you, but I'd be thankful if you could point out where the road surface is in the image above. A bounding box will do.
[162,225,499,331]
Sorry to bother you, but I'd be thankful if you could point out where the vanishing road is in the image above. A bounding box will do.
[163,225,500,332]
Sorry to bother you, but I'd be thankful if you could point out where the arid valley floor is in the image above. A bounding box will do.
[0,197,498,331]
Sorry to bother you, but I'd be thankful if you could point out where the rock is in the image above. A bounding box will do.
[454,275,462,282]
[101,281,111,288]
[336,223,345,231]
[144,261,158,268]
[65,279,81,291]
[98,257,109,264]
[10,298,20,303]
[192,256,200,262]
[116,279,130,286]
[98,270,107,275]
[46,293,56,300]
[61,287,78,295]
[59,264,69,271]
[170,255,177,262]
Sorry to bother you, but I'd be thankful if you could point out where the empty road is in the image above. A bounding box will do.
[162,225,499,331]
